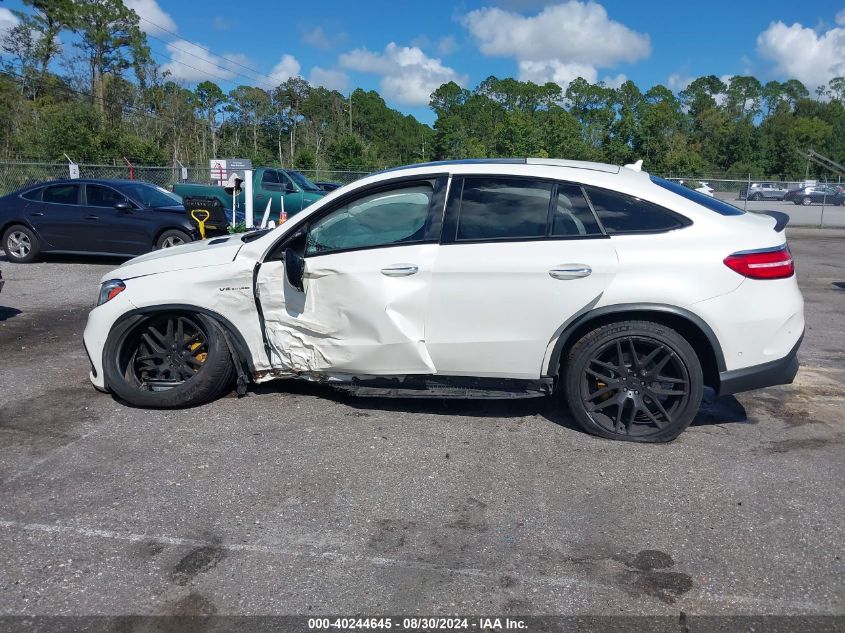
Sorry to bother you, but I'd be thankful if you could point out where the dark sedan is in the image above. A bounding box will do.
[783,185,845,206]
[0,179,197,263]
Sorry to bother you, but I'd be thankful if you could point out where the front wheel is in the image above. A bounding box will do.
[103,312,235,408]
[801,196,813,206]
[3,225,40,263]
[562,321,704,443]
[751,193,762,201]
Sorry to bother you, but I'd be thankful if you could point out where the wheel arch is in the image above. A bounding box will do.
[1,220,44,243]
[544,303,725,390]
[104,303,255,389]
[153,226,196,248]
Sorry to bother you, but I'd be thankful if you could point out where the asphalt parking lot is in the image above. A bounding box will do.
[0,229,843,617]
[714,194,845,228]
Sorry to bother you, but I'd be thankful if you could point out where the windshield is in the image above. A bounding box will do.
[286,170,322,193]
[650,176,744,216]
[118,183,183,208]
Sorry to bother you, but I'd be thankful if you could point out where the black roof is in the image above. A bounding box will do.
[23,178,151,187]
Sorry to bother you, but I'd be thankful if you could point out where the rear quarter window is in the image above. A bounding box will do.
[650,176,745,216]
[21,187,42,201]
[584,186,689,234]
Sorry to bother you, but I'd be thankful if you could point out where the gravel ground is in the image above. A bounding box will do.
[0,230,843,617]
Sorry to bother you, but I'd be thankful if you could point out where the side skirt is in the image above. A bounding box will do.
[331,376,555,400]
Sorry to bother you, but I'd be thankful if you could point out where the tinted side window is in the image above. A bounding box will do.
[42,184,79,205]
[87,185,126,208]
[585,186,686,234]
[306,183,432,256]
[457,177,552,241]
[552,184,602,237]
[261,170,281,191]
[21,188,42,201]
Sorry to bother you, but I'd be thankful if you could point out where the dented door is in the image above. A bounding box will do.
[256,245,438,376]
[255,179,444,378]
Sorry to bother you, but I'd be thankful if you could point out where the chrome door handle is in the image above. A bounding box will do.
[85,214,99,220]
[29,212,44,217]
[549,265,592,280]
[381,264,418,277]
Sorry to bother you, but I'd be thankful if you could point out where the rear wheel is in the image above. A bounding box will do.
[2,225,40,263]
[751,192,762,201]
[802,196,813,206]
[562,321,703,443]
[103,312,235,408]
[156,229,192,250]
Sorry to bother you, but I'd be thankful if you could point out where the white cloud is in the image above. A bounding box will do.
[837,9,845,26]
[339,42,467,106]
[0,7,20,42]
[602,73,627,88]
[268,54,301,85]
[161,41,253,84]
[667,73,694,92]
[519,60,597,85]
[124,0,177,37]
[462,1,650,88]
[303,26,333,50]
[309,67,349,92]
[757,19,845,89]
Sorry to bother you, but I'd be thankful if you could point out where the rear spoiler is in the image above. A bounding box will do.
[761,211,789,232]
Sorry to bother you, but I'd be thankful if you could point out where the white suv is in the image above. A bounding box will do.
[84,159,804,442]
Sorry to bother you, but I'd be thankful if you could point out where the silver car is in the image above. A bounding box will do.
[742,182,787,201]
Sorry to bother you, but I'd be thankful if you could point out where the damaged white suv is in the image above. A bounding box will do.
[84,159,804,442]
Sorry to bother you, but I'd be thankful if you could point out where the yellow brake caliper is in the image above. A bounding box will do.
[190,341,207,366]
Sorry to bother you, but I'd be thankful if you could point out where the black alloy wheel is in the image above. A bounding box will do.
[103,311,235,408]
[564,321,704,442]
[126,314,208,390]
[581,336,690,437]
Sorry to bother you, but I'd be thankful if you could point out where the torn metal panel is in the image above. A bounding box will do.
[255,244,438,380]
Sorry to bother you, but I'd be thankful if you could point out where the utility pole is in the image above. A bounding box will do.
[348,91,353,134]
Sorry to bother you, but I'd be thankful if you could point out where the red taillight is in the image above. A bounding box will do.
[724,245,794,279]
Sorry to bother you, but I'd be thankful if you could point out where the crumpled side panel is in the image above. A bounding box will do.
[256,244,438,379]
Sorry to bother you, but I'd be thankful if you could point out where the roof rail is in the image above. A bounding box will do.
[525,158,620,174]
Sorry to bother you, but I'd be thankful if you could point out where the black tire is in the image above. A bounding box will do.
[2,224,40,263]
[562,320,704,443]
[793,199,801,205]
[103,312,235,408]
[751,193,762,201]
[801,196,813,206]
[156,229,192,250]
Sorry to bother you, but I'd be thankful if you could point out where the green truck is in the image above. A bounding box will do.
[173,167,326,225]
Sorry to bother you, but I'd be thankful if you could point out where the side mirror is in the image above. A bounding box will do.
[114,201,133,213]
[284,247,305,292]
[284,182,297,193]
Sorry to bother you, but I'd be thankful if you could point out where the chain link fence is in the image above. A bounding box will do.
[0,161,372,195]
[0,161,842,227]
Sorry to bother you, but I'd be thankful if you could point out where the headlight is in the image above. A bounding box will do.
[97,279,126,306]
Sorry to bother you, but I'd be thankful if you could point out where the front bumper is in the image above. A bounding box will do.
[718,332,803,396]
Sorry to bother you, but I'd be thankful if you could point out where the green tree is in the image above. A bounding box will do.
[73,0,149,113]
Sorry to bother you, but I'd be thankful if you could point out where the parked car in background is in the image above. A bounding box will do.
[315,181,343,192]
[740,182,788,201]
[695,182,714,197]
[783,185,845,206]
[0,268,4,293]
[173,168,325,223]
[1,179,197,263]
[84,158,803,443]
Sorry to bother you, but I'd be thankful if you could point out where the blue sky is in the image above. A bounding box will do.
[2,0,844,123]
